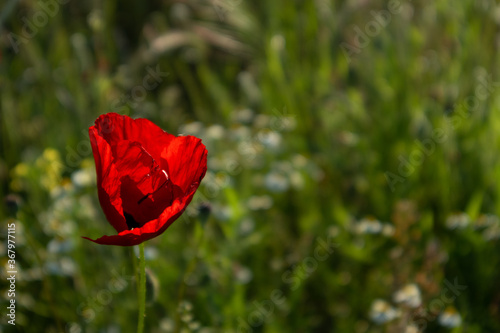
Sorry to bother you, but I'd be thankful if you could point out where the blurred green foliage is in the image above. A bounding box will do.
[1,0,500,332]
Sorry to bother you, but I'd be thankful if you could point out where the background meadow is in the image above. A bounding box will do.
[2,0,500,332]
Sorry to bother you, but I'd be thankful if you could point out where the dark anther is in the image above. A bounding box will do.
[124,211,140,230]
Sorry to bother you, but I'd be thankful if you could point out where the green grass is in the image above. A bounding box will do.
[1,0,500,332]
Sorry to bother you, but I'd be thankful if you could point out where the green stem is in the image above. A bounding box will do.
[137,243,146,333]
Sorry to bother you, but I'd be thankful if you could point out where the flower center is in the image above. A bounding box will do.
[114,141,176,228]
[137,169,169,205]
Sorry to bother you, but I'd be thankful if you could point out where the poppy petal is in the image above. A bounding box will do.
[89,127,128,233]
[160,135,208,194]
[83,186,198,246]
[95,113,176,162]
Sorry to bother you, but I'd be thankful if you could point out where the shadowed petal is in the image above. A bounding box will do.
[83,186,198,246]
[89,127,128,233]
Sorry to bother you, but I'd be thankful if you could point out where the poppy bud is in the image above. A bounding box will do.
[197,202,211,226]
[5,194,22,217]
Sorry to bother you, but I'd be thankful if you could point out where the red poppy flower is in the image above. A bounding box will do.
[83,113,207,246]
